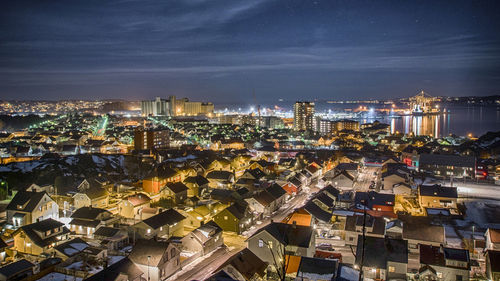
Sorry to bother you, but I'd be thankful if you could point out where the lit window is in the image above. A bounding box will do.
[388,266,395,272]
[258,239,264,248]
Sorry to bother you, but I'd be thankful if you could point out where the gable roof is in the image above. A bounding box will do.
[267,183,287,199]
[129,239,175,267]
[54,237,89,257]
[141,208,185,230]
[216,248,267,280]
[166,182,189,193]
[419,185,457,198]
[6,191,49,213]
[17,218,70,248]
[419,154,475,168]
[184,175,209,186]
[356,236,408,268]
[71,206,111,220]
[297,256,338,278]
[252,222,314,248]
[84,257,143,281]
[0,259,35,279]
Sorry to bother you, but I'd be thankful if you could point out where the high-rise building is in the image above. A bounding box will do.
[141,97,169,116]
[134,127,170,150]
[294,101,315,131]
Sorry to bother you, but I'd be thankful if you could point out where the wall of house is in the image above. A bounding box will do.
[420,196,457,209]
[73,194,91,210]
[214,210,239,233]
[247,231,280,267]
[13,232,43,256]
[432,265,469,281]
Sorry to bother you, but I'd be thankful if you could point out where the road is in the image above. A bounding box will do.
[171,180,321,280]
[452,182,500,200]
[354,166,380,191]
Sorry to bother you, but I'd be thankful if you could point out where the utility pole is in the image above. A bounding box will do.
[358,199,368,281]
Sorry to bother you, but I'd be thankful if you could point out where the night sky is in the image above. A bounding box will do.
[1,0,500,103]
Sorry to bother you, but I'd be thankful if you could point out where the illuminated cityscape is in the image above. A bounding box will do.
[1,1,500,281]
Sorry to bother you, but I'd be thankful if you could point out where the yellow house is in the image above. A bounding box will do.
[12,219,70,256]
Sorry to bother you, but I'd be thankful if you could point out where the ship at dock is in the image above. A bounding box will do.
[407,90,441,116]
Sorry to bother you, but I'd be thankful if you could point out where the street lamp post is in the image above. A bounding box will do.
[147,255,151,281]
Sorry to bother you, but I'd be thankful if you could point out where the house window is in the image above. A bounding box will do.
[147,229,151,234]
[258,239,264,248]
[437,272,443,278]
[268,241,273,249]
[349,237,354,242]
[224,216,228,220]
[388,266,395,272]
[456,275,462,281]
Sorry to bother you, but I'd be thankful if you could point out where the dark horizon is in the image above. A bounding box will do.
[1,0,500,103]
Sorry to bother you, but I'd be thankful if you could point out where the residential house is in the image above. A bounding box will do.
[419,245,470,281]
[206,170,235,189]
[485,250,500,281]
[69,206,116,237]
[213,202,252,234]
[381,170,409,191]
[281,177,302,195]
[162,182,189,204]
[181,221,223,256]
[485,228,500,250]
[84,257,144,281]
[267,183,287,207]
[6,190,59,228]
[344,215,386,246]
[184,175,209,197]
[328,171,355,189]
[132,208,185,239]
[355,236,408,280]
[212,248,268,281]
[129,239,181,281]
[295,257,339,281]
[418,185,458,209]
[12,218,70,256]
[93,226,129,251]
[402,217,445,254]
[354,191,396,218]
[53,237,90,261]
[247,222,315,270]
[245,191,277,217]
[0,259,37,281]
[418,154,476,178]
[72,182,109,209]
[143,166,180,195]
[118,193,151,219]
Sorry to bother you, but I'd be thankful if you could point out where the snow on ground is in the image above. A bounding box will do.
[36,272,82,281]
[109,255,125,265]
[462,199,500,228]
[339,265,359,281]
[444,225,462,248]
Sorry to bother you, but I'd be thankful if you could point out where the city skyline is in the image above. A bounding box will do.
[2,1,500,102]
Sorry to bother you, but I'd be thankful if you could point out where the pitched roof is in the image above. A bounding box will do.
[402,218,445,244]
[487,228,500,243]
[184,175,209,186]
[84,257,143,281]
[125,193,151,206]
[267,183,287,199]
[297,256,338,278]
[71,206,111,220]
[216,248,267,280]
[419,153,475,168]
[206,170,233,180]
[6,191,49,213]
[141,208,185,229]
[420,244,470,269]
[94,226,121,238]
[0,259,35,279]
[166,182,189,193]
[253,222,314,248]
[129,239,174,267]
[17,218,70,248]
[54,237,89,257]
[356,236,408,268]
[419,185,457,198]
[304,201,332,223]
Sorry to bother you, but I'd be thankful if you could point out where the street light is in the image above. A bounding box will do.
[147,255,151,281]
